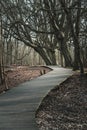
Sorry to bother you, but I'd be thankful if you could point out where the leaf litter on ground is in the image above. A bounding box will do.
[36,73,87,130]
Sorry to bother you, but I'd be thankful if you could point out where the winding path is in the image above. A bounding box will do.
[0,66,72,130]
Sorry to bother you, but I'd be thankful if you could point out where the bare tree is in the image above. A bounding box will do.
[58,0,86,73]
[0,0,58,65]
[0,0,87,71]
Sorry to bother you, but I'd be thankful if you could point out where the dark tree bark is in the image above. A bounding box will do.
[43,0,73,67]
[59,0,84,74]
[60,39,73,67]
[0,0,86,71]
[0,18,4,84]
[34,47,56,65]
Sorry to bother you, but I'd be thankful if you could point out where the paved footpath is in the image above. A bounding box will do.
[0,66,72,130]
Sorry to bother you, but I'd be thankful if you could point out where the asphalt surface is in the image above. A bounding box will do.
[0,66,72,130]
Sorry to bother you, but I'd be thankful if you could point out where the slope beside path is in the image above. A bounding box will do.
[0,66,72,130]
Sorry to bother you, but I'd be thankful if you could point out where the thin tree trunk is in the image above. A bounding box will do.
[60,39,73,67]
[0,20,3,84]
[60,51,63,67]
[73,38,84,74]
[73,47,79,70]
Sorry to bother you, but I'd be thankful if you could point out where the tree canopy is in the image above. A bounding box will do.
[0,0,87,75]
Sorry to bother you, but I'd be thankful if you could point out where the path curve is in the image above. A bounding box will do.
[0,66,72,130]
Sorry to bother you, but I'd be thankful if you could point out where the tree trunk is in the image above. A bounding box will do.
[73,38,84,74]
[34,47,53,65]
[86,47,87,67]
[0,47,3,84]
[73,47,79,70]
[14,40,19,65]
[44,0,73,67]
[60,51,63,67]
[60,39,73,67]
[47,49,57,65]
[51,51,57,65]
[0,21,3,84]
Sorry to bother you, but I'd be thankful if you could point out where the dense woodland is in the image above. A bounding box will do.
[0,0,87,84]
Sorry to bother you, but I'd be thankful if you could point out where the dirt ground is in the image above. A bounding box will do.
[36,73,87,130]
[0,66,51,94]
